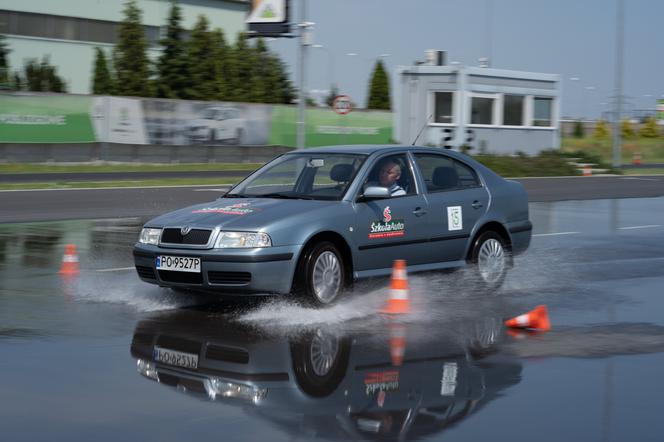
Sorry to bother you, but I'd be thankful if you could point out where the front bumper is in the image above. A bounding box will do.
[133,243,301,294]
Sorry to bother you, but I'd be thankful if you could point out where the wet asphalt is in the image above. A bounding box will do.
[1,197,664,441]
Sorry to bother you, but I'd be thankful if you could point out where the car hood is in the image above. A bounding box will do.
[146,198,333,230]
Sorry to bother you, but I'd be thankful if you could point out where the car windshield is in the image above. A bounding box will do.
[226,153,367,201]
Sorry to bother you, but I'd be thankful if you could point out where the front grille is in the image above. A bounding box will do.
[136,266,156,280]
[206,345,249,364]
[207,271,251,285]
[158,270,203,284]
[161,228,212,245]
[157,336,201,354]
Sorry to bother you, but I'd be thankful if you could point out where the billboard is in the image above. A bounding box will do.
[0,94,95,143]
[246,0,290,37]
[658,99,664,122]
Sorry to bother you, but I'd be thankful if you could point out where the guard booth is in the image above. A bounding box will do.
[394,51,561,155]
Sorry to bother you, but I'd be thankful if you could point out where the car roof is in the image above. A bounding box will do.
[288,144,464,156]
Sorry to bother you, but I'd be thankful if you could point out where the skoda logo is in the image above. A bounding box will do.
[180,226,192,236]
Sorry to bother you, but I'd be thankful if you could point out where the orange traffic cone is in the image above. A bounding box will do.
[582,165,592,176]
[505,305,551,331]
[388,320,407,366]
[381,260,411,314]
[59,244,80,276]
[632,152,642,165]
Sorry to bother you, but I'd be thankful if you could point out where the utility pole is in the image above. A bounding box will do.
[612,0,624,168]
[296,0,310,150]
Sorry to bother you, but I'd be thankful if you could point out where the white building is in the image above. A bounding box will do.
[0,0,249,94]
[395,51,561,155]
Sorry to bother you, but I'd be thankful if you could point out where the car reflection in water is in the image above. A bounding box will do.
[130,308,522,440]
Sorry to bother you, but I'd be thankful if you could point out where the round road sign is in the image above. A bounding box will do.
[332,95,352,115]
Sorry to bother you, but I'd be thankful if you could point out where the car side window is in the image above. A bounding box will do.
[413,154,480,192]
[363,154,416,197]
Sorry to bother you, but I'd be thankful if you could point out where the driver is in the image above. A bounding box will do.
[368,160,406,196]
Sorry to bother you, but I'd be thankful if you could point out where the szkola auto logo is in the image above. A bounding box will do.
[369,206,405,239]
[192,203,257,215]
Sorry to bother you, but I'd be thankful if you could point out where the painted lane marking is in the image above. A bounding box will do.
[95,267,135,272]
[193,188,231,192]
[617,225,661,230]
[620,177,659,182]
[533,231,580,237]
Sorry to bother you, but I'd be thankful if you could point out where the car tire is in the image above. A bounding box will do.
[295,241,346,306]
[468,231,510,292]
[291,328,351,397]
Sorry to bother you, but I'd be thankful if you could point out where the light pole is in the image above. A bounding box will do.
[612,0,624,168]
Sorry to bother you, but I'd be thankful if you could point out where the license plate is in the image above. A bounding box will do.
[153,346,199,369]
[156,255,201,273]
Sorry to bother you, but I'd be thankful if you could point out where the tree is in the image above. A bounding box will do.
[639,117,660,138]
[18,56,66,92]
[593,119,610,139]
[620,118,634,139]
[155,1,189,99]
[275,58,295,104]
[572,120,584,138]
[114,0,151,97]
[0,33,9,88]
[325,84,339,107]
[211,28,229,101]
[366,59,390,110]
[92,47,114,94]
[186,15,218,100]
[230,32,253,102]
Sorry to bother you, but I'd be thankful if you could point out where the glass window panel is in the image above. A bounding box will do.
[434,92,453,123]
[454,161,480,188]
[471,97,494,125]
[534,97,553,127]
[503,94,524,126]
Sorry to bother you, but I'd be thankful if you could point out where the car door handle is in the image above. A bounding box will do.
[413,207,428,217]
[472,200,483,209]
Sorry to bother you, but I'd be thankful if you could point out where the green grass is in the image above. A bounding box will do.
[0,162,262,174]
[0,178,239,191]
[472,150,580,177]
[562,137,664,164]
[620,168,664,175]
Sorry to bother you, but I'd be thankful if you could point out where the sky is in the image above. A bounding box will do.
[265,0,664,119]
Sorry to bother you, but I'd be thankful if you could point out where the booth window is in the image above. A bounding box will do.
[471,97,494,125]
[533,97,553,127]
[434,92,454,123]
[503,95,524,126]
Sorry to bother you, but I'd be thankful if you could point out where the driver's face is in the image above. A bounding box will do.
[379,163,401,187]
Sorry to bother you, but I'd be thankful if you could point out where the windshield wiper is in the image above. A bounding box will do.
[259,193,315,200]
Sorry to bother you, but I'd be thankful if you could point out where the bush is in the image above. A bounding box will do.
[593,119,611,139]
[639,117,660,138]
[621,119,634,139]
[573,120,585,138]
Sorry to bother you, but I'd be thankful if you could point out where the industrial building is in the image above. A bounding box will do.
[395,51,561,155]
[0,0,249,94]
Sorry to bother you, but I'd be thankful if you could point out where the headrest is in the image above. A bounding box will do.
[330,164,353,182]
[432,166,459,190]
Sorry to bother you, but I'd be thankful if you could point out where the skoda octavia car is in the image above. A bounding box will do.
[133,145,532,305]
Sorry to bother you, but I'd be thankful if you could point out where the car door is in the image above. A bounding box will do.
[351,154,432,272]
[412,153,489,262]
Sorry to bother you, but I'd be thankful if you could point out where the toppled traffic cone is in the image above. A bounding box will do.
[381,260,411,314]
[505,305,551,331]
[59,244,80,276]
[388,320,407,366]
[582,165,592,176]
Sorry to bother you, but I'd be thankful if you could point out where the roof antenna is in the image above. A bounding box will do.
[411,114,432,146]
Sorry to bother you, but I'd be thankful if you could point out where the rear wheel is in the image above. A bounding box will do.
[469,231,509,291]
[295,241,346,306]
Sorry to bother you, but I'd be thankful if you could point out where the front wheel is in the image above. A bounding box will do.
[295,242,346,306]
[469,231,510,291]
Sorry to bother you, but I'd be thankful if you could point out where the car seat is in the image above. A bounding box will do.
[432,166,459,191]
[330,163,353,185]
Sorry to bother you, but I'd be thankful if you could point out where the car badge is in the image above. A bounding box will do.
[180,226,192,236]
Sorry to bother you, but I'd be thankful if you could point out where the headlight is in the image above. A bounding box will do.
[139,228,161,245]
[206,377,267,403]
[214,231,272,248]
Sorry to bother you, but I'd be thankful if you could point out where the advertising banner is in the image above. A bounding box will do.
[0,94,95,143]
[658,99,664,122]
[269,105,393,147]
[92,97,148,144]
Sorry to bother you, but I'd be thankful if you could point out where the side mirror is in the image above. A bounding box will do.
[361,186,391,201]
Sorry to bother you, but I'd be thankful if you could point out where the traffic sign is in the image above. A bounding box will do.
[332,95,352,115]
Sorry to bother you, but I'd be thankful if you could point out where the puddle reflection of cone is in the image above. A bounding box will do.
[381,259,410,314]
[59,244,80,276]
[505,305,551,332]
[388,321,406,367]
